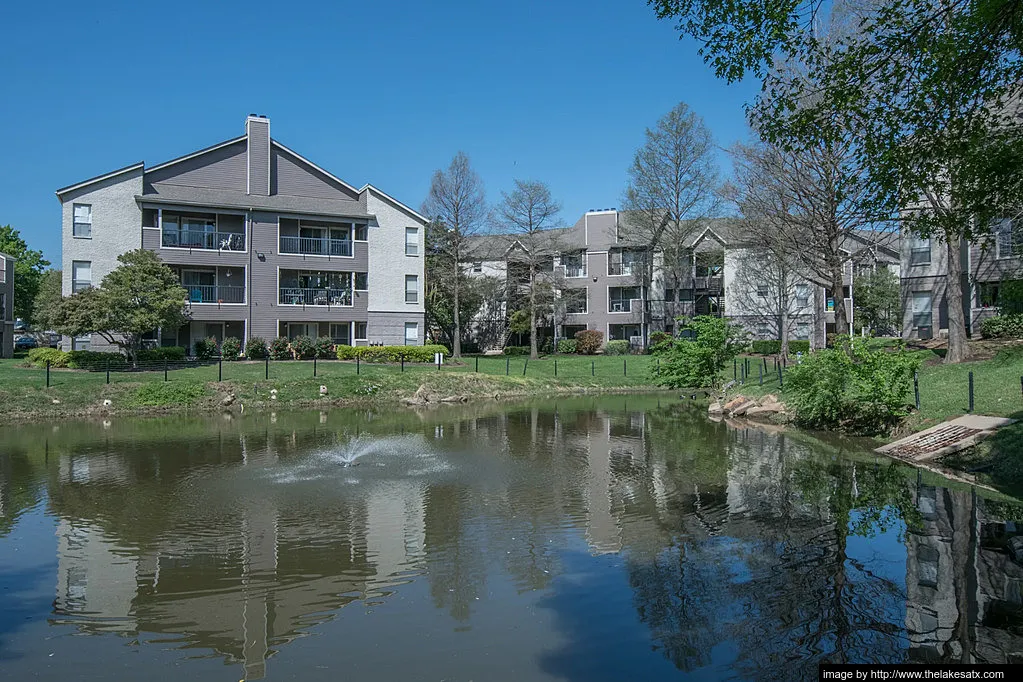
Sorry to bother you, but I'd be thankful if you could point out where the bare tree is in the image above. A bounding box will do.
[496,180,563,359]
[727,244,810,358]
[729,138,874,345]
[422,152,488,358]
[620,102,720,341]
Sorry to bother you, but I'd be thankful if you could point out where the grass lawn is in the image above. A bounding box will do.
[0,353,662,422]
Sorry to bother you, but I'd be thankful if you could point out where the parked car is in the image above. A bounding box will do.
[42,331,61,348]
[13,318,27,333]
[14,335,38,351]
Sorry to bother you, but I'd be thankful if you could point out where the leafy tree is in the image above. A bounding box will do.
[0,225,51,323]
[55,249,187,364]
[496,180,563,359]
[31,269,62,332]
[853,268,900,336]
[422,152,489,358]
[653,315,745,388]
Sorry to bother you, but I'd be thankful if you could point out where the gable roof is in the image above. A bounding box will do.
[272,140,361,196]
[359,184,429,224]
[145,136,246,174]
[55,162,144,199]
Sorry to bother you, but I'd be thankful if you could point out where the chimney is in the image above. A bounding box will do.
[246,115,270,196]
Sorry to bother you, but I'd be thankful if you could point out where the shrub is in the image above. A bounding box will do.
[789,340,810,354]
[503,346,530,356]
[574,330,603,355]
[751,340,782,355]
[128,382,209,407]
[290,335,316,359]
[980,314,1023,339]
[28,347,70,367]
[246,337,269,360]
[604,340,631,355]
[653,316,746,389]
[786,336,920,433]
[313,336,335,359]
[220,337,241,361]
[334,344,449,363]
[194,336,219,360]
[136,347,187,365]
[63,350,128,370]
[649,331,675,355]
[557,339,577,354]
[269,336,291,360]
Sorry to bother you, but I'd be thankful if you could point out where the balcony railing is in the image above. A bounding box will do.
[563,265,586,278]
[185,284,245,304]
[162,230,246,251]
[694,276,723,293]
[279,236,353,257]
[279,287,353,306]
[608,263,635,276]
[609,300,634,313]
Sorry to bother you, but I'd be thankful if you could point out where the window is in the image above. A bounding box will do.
[72,335,91,351]
[562,251,586,278]
[355,272,368,291]
[978,281,1000,308]
[472,262,483,273]
[756,322,771,337]
[405,227,419,256]
[329,323,351,345]
[72,261,92,292]
[354,224,368,241]
[563,288,587,314]
[608,249,641,276]
[404,322,418,345]
[795,284,810,308]
[794,322,810,340]
[608,324,641,341]
[912,291,933,329]
[73,204,92,238]
[995,218,1022,259]
[909,236,931,265]
[405,275,419,303]
[354,321,368,341]
[757,284,769,298]
[609,286,641,313]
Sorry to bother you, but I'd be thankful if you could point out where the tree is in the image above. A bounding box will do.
[648,0,1023,362]
[853,268,900,336]
[726,244,807,358]
[55,249,188,363]
[31,269,62,332]
[496,180,563,359]
[0,225,50,324]
[620,102,720,341]
[422,152,489,358]
[652,315,746,389]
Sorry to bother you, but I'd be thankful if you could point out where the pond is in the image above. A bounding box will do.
[1,396,1022,680]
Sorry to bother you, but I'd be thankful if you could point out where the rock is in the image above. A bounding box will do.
[707,401,724,415]
[723,395,748,412]
[439,395,468,403]
[1009,536,1023,564]
[724,395,757,416]
[51,399,61,405]
[746,404,783,420]
[759,394,779,406]
[102,399,112,407]
[319,385,328,396]
[221,394,236,406]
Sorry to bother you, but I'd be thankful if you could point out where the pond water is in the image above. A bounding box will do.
[1,396,1022,681]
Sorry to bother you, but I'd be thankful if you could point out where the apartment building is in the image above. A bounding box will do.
[55,116,426,353]
[466,209,893,349]
[900,221,1022,340]
[0,252,13,358]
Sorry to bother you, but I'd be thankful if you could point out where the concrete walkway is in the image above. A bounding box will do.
[876,415,1016,462]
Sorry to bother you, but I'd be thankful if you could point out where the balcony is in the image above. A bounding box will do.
[279,287,353,307]
[608,263,635,277]
[186,284,245,304]
[162,230,245,251]
[279,235,353,257]
[693,276,723,293]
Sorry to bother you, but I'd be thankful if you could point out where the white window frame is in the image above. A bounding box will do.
[405,275,419,304]
[995,218,1021,260]
[72,335,91,351]
[472,262,483,273]
[405,227,419,256]
[329,322,352,345]
[757,283,769,298]
[354,272,368,291]
[354,321,368,341]
[909,236,931,266]
[608,285,641,313]
[404,321,419,345]
[563,287,588,314]
[72,260,92,292]
[73,204,92,238]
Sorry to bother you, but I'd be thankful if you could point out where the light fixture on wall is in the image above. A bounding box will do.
[256,252,266,261]
[592,276,598,282]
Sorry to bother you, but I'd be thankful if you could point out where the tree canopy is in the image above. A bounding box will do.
[0,225,51,323]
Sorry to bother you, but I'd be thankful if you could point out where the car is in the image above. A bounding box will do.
[14,335,38,351]
[13,318,27,333]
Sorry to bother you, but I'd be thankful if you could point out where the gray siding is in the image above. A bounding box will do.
[368,311,426,346]
[247,118,270,197]
[271,148,360,200]
[144,141,247,192]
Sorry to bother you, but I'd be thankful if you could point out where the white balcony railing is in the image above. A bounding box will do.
[279,236,353,257]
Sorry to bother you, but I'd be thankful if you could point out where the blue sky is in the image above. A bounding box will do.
[1,0,759,265]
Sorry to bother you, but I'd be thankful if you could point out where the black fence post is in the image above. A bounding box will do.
[1020,375,1023,400]
[623,358,627,377]
[106,358,110,385]
[265,356,269,380]
[733,358,737,380]
[313,356,317,377]
[506,356,510,376]
[46,360,50,388]
[357,354,360,375]
[164,358,168,382]
[522,359,528,376]
[763,357,767,372]
[475,356,479,373]
[914,371,920,410]
[591,360,595,377]
[554,359,557,377]
[759,364,763,386]
[401,355,405,372]
[778,364,783,388]
[968,371,975,413]
[218,356,223,381]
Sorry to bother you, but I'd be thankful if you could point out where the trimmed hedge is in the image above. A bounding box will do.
[335,344,449,362]
[750,339,811,355]
[220,337,241,361]
[28,347,70,367]
[981,315,1023,339]
[290,335,316,360]
[246,337,269,360]
[557,339,577,354]
[314,336,335,359]
[136,347,187,364]
[67,351,128,370]
[574,330,603,355]
[269,336,291,360]
[502,346,530,356]
[604,339,631,355]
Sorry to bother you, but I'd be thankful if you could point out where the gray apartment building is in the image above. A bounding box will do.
[900,223,1022,340]
[466,209,895,350]
[0,252,13,358]
[55,116,427,353]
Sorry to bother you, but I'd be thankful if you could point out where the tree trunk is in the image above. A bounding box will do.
[831,262,848,338]
[452,259,462,359]
[779,272,790,360]
[812,286,827,350]
[944,233,971,363]
[529,264,538,360]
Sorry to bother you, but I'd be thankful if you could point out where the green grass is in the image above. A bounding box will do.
[0,354,663,422]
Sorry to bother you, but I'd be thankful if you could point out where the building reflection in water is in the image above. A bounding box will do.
[0,399,1019,679]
